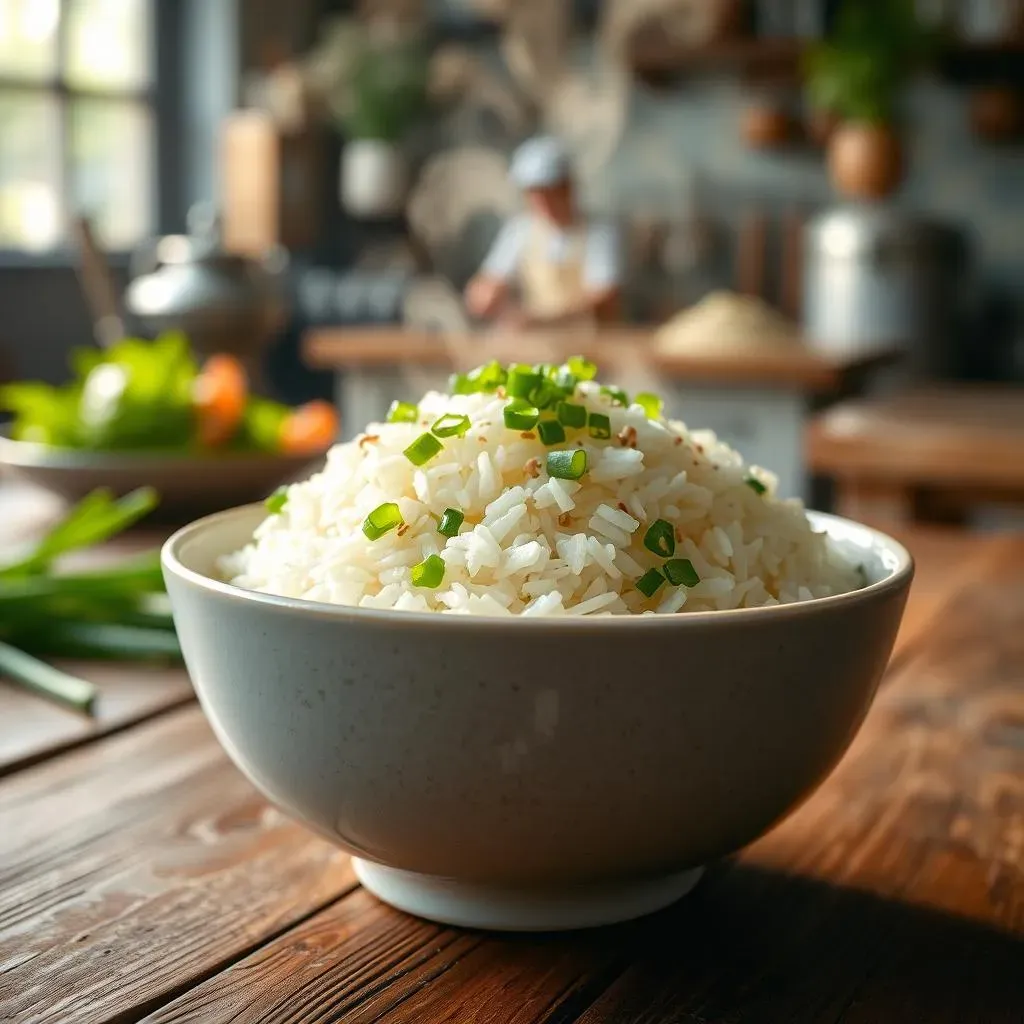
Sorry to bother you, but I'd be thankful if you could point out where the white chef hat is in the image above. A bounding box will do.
[509,135,572,189]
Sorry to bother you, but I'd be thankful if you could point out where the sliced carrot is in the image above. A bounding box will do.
[194,355,248,447]
[279,400,339,455]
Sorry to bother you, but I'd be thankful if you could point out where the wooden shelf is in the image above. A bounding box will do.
[630,36,804,82]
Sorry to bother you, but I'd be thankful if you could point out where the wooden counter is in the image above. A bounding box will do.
[304,327,898,392]
[303,328,901,502]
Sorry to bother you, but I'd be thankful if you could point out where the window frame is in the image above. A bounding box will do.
[0,0,182,266]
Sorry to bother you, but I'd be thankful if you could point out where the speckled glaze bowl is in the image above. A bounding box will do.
[162,505,913,932]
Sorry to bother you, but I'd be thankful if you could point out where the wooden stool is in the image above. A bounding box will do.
[807,386,1024,527]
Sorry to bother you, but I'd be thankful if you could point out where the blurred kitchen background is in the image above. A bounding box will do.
[1,0,1023,528]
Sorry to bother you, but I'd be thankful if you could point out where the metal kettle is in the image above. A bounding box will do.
[124,203,289,366]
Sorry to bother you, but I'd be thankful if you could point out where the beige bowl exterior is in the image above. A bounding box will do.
[162,506,912,928]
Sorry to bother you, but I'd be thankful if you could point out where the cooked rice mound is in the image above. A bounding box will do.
[221,367,862,616]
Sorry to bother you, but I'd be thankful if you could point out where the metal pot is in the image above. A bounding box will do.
[802,205,969,379]
[124,204,289,367]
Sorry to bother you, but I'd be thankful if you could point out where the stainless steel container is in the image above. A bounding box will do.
[802,205,968,378]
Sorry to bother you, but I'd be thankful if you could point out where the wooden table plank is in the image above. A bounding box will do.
[0,707,356,1024]
[114,538,1024,1024]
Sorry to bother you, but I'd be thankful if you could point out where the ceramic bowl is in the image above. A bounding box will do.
[162,505,913,932]
[0,428,326,521]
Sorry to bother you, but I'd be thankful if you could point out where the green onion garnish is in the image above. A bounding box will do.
[437,508,465,537]
[664,558,700,587]
[588,412,611,440]
[363,502,403,541]
[635,392,662,419]
[504,399,539,431]
[546,448,588,480]
[507,365,542,400]
[432,413,471,438]
[411,554,446,589]
[527,379,559,410]
[537,419,566,445]
[552,367,577,393]
[264,487,288,515]
[566,355,597,381]
[387,400,418,423]
[470,360,506,392]
[601,385,629,407]
[404,432,444,466]
[643,519,676,558]
[636,568,665,598]
[557,401,587,428]
[745,476,768,495]
[449,372,476,395]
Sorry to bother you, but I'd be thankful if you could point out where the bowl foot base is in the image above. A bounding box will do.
[352,858,706,932]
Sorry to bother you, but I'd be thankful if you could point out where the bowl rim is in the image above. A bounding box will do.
[161,503,915,631]
[0,425,328,469]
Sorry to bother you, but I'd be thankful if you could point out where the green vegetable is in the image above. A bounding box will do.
[643,519,676,558]
[504,400,540,431]
[635,392,663,419]
[362,502,403,540]
[469,360,506,392]
[745,476,768,496]
[636,568,666,598]
[601,385,629,407]
[588,412,611,440]
[404,432,443,466]
[546,448,587,481]
[507,365,542,400]
[537,420,566,446]
[527,378,560,410]
[557,402,587,428]
[431,413,471,438]
[411,554,445,589]
[0,489,179,716]
[566,356,597,381]
[437,508,464,537]
[236,397,291,453]
[664,558,700,587]
[448,372,475,395]
[552,367,577,394]
[265,487,289,515]
[387,400,419,424]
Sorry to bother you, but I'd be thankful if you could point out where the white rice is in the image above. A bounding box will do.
[221,381,862,616]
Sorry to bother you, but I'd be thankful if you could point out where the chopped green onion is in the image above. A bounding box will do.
[265,486,288,515]
[411,554,446,589]
[387,400,419,423]
[537,419,566,445]
[566,355,598,381]
[469,360,506,392]
[507,365,542,400]
[526,378,559,410]
[432,413,471,438]
[0,640,97,715]
[552,366,577,393]
[643,519,676,558]
[404,432,444,466]
[635,392,663,419]
[601,385,629,407]
[636,568,665,598]
[437,508,465,537]
[546,448,588,480]
[363,502,403,541]
[588,412,611,440]
[504,399,539,431]
[745,476,768,495]
[557,401,587,428]
[664,558,700,587]
[449,372,476,395]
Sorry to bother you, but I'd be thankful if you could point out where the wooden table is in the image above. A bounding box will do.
[808,385,1024,528]
[304,327,898,502]
[2,513,1024,1022]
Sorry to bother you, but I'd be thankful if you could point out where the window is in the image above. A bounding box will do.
[0,0,154,253]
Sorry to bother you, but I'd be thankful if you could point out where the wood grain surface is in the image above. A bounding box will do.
[2,497,1023,1023]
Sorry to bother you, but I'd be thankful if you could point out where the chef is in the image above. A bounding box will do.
[464,135,622,329]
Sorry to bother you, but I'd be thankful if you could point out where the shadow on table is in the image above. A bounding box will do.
[497,861,1024,1023]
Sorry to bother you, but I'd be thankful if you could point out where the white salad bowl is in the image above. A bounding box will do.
[162,505,912,932]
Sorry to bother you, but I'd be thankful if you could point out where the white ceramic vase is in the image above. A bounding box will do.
[341,139,407,218]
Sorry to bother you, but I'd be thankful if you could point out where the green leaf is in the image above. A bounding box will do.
[235,397,291,452]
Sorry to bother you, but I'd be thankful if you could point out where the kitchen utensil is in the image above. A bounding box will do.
[70,216,126,348]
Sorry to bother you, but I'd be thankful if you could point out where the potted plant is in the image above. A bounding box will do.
[307,17,429,217]
[803,1,935,199]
